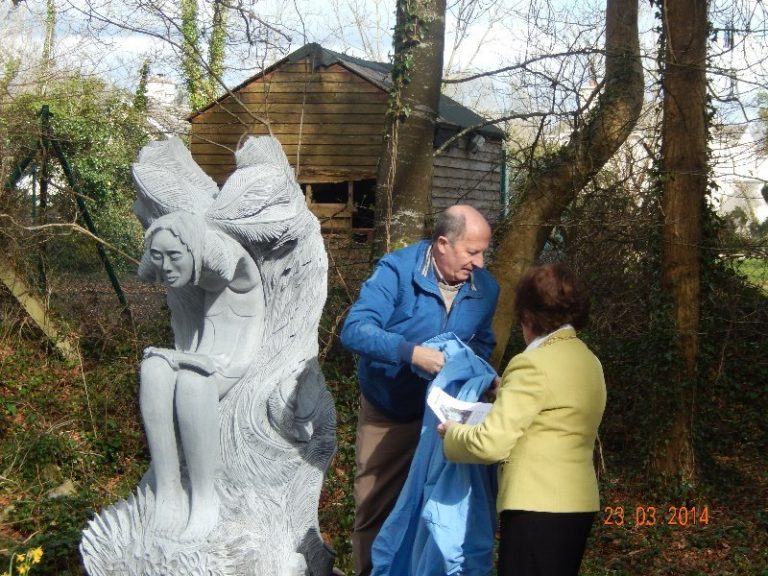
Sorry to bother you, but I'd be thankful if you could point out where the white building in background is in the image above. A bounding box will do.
[144,75,189,138]
[146,75,179,106]
[710,122,768,224]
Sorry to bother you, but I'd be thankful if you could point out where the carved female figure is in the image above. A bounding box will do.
[138,210,265,542]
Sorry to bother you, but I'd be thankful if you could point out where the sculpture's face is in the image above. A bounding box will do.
[148,229,194,287]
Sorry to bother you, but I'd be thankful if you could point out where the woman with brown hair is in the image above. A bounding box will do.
[439,263,606,575]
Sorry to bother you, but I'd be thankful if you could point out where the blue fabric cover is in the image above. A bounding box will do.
[372,333,498,576]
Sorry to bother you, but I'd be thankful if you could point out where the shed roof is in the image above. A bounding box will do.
[189,42,505,139]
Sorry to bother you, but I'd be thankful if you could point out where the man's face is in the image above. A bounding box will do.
[433,231,490,285]
[149,229,194,287]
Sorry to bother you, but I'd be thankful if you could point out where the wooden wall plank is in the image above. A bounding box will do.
[202,99,387,114]
[205,102,387,114]
[191,142,381,160]
[432,175,500,189]
[197,153,378,169]
[238,81,382,94]
[432,191,500,204]
[193,111,384,125]
[190,123,385,136]
[190,143,383,158]
[258,70,380,83]
[434,150,502,166]
[191,133,383,146]
[433,162,501,178]
[199,168,377,184]
[298,168,378,181]
[231,92,388,105]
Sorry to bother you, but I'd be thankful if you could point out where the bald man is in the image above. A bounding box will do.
[340,205,500,576]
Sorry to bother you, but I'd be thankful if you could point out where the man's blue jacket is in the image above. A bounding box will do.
[340,240,499,422]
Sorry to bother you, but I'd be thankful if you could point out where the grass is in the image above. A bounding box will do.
[735,257,768,293]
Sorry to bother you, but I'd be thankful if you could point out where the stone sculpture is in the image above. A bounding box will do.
[80,136,336,576]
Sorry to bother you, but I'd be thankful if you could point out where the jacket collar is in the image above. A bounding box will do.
[413,240,482,298]
[526,325,577,351]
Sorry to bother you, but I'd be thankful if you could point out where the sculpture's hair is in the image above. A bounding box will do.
[514,263,590,336]
[432,209,467,243]
[138,211,237,285]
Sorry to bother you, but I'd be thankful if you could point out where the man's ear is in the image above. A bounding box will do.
[434,236,450,255]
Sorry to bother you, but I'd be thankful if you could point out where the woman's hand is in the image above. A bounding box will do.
[437,421,456,439]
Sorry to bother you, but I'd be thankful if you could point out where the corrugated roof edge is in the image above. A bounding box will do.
[188,42,505,139]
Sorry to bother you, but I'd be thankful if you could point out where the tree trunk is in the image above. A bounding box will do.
[0,261,78,364]
[651,0,708,479]
[372,0,446,258]
[488,0,644,368]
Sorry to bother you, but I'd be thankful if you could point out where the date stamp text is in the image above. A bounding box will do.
[603,505,710,527]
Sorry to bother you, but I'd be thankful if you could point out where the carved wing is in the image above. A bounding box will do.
[132,137,219,228]
[205,137,307,246]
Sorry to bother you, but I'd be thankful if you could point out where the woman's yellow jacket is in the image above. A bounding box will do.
[444,327,606,513]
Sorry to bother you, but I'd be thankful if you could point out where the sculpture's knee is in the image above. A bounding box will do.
[141,354,174,382]
[139,356,176,419]
[175,370,213,400]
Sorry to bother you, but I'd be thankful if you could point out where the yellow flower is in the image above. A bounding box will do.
[15,554,25,563]
[16,566,28,576]
[30,548,43,564]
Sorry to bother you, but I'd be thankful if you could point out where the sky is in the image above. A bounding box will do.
[2,0,617,97]
[2,0,767,141]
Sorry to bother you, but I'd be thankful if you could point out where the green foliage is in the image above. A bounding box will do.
[181,0,206,110]
[2,72,148,274]
[41,0,56,75]
[758,92,768,153]
[318,363,357,574]
[207,1,228,92]
[179,0,228,110]
[132,60,150,113]
[387,0,430,121]
[0,289,151,575]
[717,206,768,287]
[734,257,768,291]
[0,57,20,96]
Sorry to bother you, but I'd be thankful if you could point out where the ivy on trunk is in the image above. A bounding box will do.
[372,0,447,258]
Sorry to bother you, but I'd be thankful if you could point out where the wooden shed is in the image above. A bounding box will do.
[188,43,505,232]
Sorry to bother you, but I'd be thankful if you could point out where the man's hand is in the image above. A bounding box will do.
[411,345,445,375]
[482,376,502,402]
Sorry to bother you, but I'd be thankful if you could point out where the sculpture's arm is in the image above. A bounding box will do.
[143,347,236,401]
[144,347,218,375]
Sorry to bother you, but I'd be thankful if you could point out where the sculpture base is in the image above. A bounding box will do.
[81,361,337,576]
[82,479,335,576]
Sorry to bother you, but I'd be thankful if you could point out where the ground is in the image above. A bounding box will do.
[0,271,766,576]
